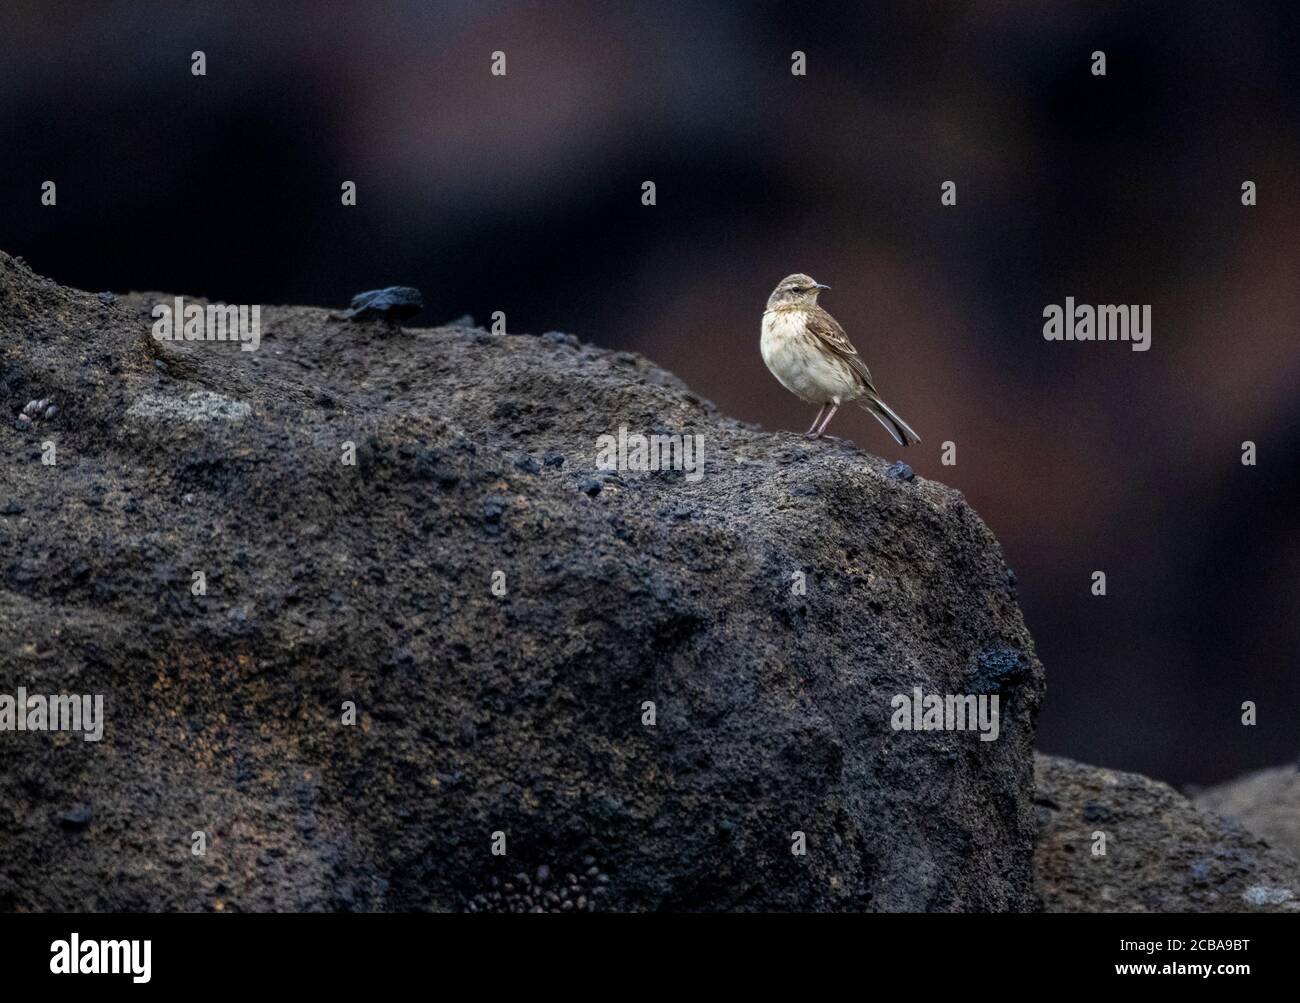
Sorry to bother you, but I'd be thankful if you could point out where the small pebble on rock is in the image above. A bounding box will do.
[464,856,609,913]
[330,286,424,324]
[59,805,93,830]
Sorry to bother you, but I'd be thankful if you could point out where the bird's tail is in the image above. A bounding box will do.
[861,395,921,447]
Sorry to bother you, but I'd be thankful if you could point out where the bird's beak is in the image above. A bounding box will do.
[814,282,831,290]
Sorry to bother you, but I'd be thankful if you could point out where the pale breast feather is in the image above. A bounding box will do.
[761,309,861,404]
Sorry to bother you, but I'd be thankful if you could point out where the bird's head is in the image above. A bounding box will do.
[767,273,830,310]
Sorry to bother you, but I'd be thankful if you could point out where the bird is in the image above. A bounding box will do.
[760,273,921,445]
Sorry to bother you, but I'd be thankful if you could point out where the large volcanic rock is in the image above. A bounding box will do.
[1034,755,1300,912]
[0,251,1044,912]
[1195,763,1300,865]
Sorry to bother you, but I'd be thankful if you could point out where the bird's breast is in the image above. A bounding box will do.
[761,310,858,404]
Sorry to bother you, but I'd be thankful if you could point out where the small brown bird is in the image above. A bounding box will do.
[760,273,921,445]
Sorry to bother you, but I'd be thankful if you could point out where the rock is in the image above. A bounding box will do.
[97,291,115,306]
[0,249,1043,912]
[886,461,915,482]
[59,806,93,830]
[1194,763,1300,864]
[1034,754,1300,912]
[329,286,423,324]
[126,390,252,423]
[1243,885,1294,906]
[482,495,507,527]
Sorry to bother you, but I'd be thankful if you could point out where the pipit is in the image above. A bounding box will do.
[760,273,921,445]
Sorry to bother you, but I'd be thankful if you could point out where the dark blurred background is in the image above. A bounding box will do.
[2,1,1296,786]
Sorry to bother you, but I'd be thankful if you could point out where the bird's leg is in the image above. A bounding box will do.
[803,404,827,437]
[814,403,840,437]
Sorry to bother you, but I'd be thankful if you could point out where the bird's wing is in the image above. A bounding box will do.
[806,307,878,395]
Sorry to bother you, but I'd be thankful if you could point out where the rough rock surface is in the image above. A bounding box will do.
[1195,764,1300,864]
[1034,754,1300,912]
[0,250,1045,911]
